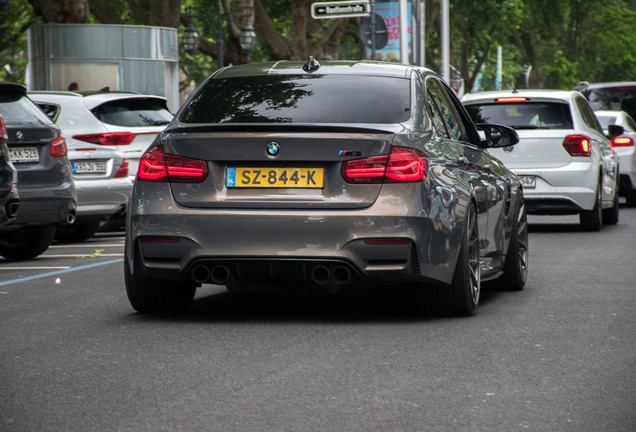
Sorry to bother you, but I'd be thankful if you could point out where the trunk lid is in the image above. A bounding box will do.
[163,125,395,209]
[487,129,574,169]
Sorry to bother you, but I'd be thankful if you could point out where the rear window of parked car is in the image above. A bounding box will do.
[596,115,616,129]
[91,98,173,127]
[582,86,636,120]
[0,93,54,126]
[464,102,573,130]
[179,75,412,124]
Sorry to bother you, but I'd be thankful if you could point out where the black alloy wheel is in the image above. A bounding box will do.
[492,199,528,291]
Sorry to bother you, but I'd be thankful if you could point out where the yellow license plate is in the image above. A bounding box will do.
[227,167,324,188]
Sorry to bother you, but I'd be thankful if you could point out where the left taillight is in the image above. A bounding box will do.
[50,135,67,157]
[0,114,7,145]
[342,147,427,184]
[113,157,129,178]
[137,146,208,183]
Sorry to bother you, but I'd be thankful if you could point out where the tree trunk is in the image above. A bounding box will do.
[28,0,89,23]
[148,0,181,29]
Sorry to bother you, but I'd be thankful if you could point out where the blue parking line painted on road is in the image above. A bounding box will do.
[0,259,123,286]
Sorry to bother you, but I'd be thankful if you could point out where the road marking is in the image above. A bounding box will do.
[0,259,123,286]
[0,266,71,270]
[40,254,125,258]
[49,244,124,248]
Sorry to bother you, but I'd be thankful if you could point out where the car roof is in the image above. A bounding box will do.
[594,110,624,116]
[0,81,27,97]
[462,89,579,104]
[213,60,423,79]
[574,81,636,91]
[28,91,169,111]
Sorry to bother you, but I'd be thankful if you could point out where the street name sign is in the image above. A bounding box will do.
[311,1,371,19]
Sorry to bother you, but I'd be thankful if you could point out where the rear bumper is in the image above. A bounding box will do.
[126,182,468,288]
[74,178,132,219]
[513,162,597,212]
[0,181,75,229]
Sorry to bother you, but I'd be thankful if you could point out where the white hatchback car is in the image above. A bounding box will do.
[594,110,636,206]
[462,90,620,230]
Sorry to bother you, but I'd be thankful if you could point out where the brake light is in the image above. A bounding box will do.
[50,135,68,157]
[612,136,634,147]
[73,132,136,146]
[385,147,427,182]
[113,157,129,178]
[563,135,591,157]
[342,147,427,184]
[0,114,7,145]
[341,155,388,183]
[137,146,208,183]
[496,97,528,102]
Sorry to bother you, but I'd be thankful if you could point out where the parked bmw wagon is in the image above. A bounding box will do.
[0,82,76,260]
[125,60,528,316]
[0,113,19,226]
[462,90,620,231]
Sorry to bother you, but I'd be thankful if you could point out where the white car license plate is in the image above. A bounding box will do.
[72,161,107,174]
[9,147,39,163]
[518,175,536,189]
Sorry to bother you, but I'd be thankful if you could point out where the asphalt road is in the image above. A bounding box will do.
[1,209,635,432]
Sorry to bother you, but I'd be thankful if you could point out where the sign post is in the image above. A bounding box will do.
[311,1,371,19]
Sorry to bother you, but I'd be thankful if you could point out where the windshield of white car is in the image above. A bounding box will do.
[464,102,574,130]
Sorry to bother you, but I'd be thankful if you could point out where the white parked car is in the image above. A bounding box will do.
[594,110,636,206]
[29,91,172,182]
[462,90,620,230]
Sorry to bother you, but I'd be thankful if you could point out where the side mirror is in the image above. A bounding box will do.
[608,124,625,139]
[475,123,520,148]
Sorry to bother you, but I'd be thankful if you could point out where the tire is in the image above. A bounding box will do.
[491,198,529,291]
[0,226,56,260]
[124,257,196,314]
[580,182,602,232]
[54,222,101,243]
[424,203,480,317]
[602,178,620,225]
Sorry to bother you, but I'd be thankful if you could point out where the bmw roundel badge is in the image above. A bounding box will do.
[16,131,23,141]
[267,141,280,156]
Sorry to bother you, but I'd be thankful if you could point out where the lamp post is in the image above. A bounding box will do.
[182,3,257,69]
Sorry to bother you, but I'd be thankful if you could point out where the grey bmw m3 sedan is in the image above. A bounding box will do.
[125,59,528,316]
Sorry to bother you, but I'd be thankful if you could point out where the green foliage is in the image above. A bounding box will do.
[0,0,43,84]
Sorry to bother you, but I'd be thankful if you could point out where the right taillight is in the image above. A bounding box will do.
[612,136,634,147]
[113,157,129,178]
[137,146,208,183]
[342,147,427,184]
[563,135,591,157]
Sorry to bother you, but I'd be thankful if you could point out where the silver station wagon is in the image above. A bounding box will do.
[125,60,528,316]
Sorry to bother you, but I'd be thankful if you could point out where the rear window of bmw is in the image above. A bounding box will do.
[179,75,411,124]
[583,86,636,120]
[464,102,573,130]
[0,94,54,125]
[91,98,173,127]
